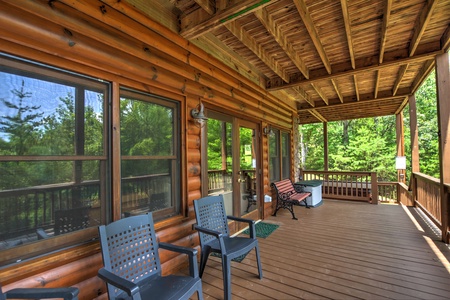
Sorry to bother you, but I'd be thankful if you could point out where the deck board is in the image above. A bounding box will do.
[193,200,450,299]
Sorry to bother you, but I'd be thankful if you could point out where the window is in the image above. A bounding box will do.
[0,55,110,263]
[119,89,180,221]
[269,129,291,182]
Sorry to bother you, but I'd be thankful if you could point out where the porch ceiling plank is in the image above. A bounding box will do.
[225,20,291,83]
[179,0,273,39]
[254,8,310,79]
[292,0,332,74]
[409,0,438,56]
[379,0,393,64]
[393,64,409,96]
[340,0,355,69]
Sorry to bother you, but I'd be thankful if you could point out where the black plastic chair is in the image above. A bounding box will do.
[1,284,79,300]
[97,213,203,300]
[193,195,262,300]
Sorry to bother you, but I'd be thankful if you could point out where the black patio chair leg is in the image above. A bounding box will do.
[222,256,232,300]
[255,246,263,279]
[199,247,211,278]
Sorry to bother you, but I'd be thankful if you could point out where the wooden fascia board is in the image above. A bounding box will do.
[409,0,437,56]
[254,8,309,79]
[225,21,290,83]
[340,0,355,69]
[179,0,273,39]
[267,49,442,91]
[379,0,392,64]
[292,0,332,74]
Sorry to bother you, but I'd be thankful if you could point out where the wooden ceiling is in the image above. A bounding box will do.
[130,0,450,124]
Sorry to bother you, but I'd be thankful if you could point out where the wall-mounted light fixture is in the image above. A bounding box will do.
[191,100,208,128]
[263,125,274,136]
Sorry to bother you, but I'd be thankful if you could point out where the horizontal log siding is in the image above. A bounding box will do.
[0,1,296,299]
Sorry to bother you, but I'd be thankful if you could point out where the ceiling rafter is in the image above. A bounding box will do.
[442,25,450,51]
[225,21,291,82]
[340,0,355,69]
[393,64,408,96]
[309,109,327,122]
[267,50,440,91]
[353,74,359,101]
[179,0,273,39]
[298,91,411,112]
[331,79,343,103]
[254,8,309,79]
[193,0,215,15]
[379,0,392,64]
[292,0,332,74]
[374,70,381,98]
[311,83,329,105]
[292,86,314,107]
[409,0,437,56]
[395,96,410,115]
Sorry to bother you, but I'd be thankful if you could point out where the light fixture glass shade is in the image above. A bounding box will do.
[395,156,406,170]
[191,102,208,128]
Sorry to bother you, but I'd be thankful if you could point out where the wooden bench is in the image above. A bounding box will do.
[271,179,311,220]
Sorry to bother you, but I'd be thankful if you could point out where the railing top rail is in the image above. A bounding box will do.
[378,181,398,185]
[301,170,374,176]
[413,172,440,185]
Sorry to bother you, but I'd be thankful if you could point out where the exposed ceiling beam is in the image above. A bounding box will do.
[311,83,329,105]
[254,8,309,79]
[395,96,410,115]
[292,0,332,74]
[331,79,343,103]
[393,64,408,96]
[411,59,435,93]
[441,25,450,51]
[267,49,441,91]
[225,21,290,82]
[179,0,273,39]
[409,0,437,56]
[379,0,392,64]
[340,0,355,69]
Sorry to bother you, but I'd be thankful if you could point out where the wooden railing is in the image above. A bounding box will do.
[378,182,398,203]
[398,182,414,206]
[300,170,377,203]
[413,172,442,226]
[207,169,255,194]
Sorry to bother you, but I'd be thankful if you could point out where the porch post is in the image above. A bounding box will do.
[435,52,450,243]
[323,122,328,171]
[409,94,419,207]
[396,112,405,183]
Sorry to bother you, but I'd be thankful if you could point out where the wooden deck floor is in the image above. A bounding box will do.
[195,200,450,299]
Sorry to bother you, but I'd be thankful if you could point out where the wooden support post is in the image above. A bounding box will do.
[323,122,328,171]
[435,52,449,243]
[371,172,378,205]
[396,112,406,184]
[409,94,420,206]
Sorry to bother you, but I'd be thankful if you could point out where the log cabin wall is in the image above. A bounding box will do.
[0,1,295,299]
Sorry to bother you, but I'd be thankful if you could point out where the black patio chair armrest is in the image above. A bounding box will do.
[193,224,224,239]
[5,287,79,300]
[227,216,257,238]
[159,242,199,278]
[98,268,140,299]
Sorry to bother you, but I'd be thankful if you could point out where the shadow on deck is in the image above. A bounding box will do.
[194,199,450,299]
